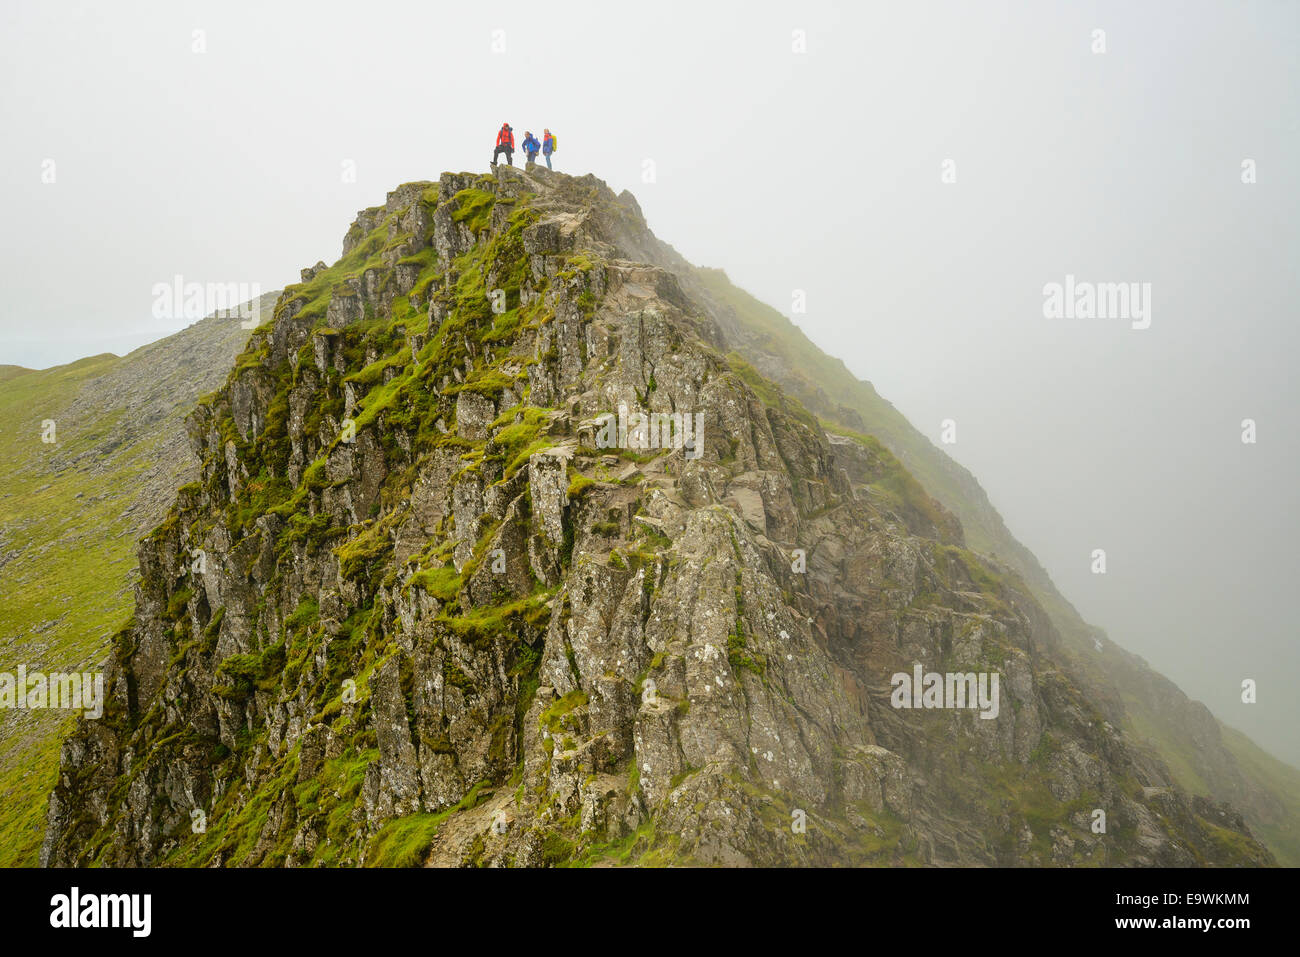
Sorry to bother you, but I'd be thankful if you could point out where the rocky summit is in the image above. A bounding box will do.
[39,167,1274,867]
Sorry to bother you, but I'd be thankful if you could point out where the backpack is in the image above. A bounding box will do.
[550,133,558,152]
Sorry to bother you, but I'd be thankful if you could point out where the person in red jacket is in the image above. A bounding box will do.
[491,122,514,167]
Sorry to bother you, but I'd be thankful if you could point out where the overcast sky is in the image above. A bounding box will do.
[2,0,1296,764]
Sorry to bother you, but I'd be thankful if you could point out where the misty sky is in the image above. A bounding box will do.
[1,0,1296,764]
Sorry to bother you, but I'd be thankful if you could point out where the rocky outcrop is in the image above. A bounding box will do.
[39,169,1272,868]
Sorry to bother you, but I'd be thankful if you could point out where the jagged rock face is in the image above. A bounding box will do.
[40,168,1272,868]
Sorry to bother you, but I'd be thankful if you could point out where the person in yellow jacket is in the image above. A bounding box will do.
[542,129,557,170]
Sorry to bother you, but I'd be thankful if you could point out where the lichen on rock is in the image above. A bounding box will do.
[38,167,1274,869]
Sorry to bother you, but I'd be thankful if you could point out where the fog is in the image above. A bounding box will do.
[1,0,1296,763]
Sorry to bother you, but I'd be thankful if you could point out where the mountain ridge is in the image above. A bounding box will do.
[30,167,1286,866]
[657,258,1300,866]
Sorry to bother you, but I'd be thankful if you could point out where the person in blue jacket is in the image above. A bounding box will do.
[522,131,541,166]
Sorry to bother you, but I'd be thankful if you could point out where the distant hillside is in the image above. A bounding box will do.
[666,267,1300,866]
[0,300,270,865]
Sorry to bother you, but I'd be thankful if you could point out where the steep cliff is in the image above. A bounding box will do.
[40,168,1271,867]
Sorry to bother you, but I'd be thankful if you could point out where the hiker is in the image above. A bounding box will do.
[522,130,541,166]
[491,122,514,167]
[542,128,556,169]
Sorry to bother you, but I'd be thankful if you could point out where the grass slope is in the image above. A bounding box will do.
[1220,725,1300,867]
[0,357,142,865]
[0,310,262,866]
